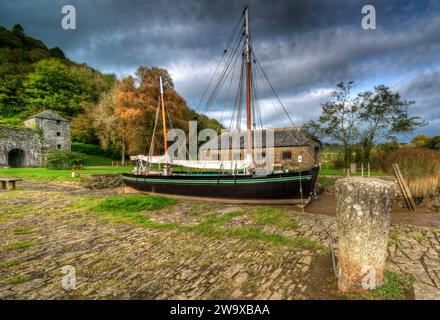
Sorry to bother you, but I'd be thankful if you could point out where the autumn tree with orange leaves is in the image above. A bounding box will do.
[93,66,223,164]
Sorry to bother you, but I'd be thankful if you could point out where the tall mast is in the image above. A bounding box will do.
[244,5,252,162]
[160,76,168,152]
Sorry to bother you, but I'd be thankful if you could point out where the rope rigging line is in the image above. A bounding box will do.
[196,24,245,124]
[252,51,297,128]
[228,53,245,132]
[146,95,162,172]
[210,41,244,131]
[199,39,245,120]
[140,94,162,171]
[215,43,242,135]
[236,56,245,131]
[250,55,263,131]
[253,70,264,130]
[251,55,264,130]
[250,49,311,151]
[194,13,244,115]
[158,38,243,163]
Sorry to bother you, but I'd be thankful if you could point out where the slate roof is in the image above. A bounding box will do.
[199,127,321,150]
[26,110,68,122]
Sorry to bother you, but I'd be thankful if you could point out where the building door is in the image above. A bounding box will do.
[8,149,26,167]
[314,147,320,165]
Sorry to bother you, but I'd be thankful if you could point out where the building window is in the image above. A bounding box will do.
[211,153,218,160]
[233,152,241,160]
[56,132,61,136]
[282,151,292,160]
[255,151,265,161]
[57,144,62,149]
[56,120,61,125]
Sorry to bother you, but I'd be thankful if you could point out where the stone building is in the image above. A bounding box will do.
[0,110,70,167]
[199,127,322,170]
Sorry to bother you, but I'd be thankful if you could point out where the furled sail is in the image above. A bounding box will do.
[131,154,253,170]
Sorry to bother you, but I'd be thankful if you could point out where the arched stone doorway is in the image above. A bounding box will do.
[8,149,26,168]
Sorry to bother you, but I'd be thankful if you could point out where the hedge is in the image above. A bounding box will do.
[72,142,120,159]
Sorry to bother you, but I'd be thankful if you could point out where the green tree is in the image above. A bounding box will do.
[0,60,28,116]
[70,103,99,144]
[304,82,362,166]
[49,47,65,59]
[12,24,24,37]
[93,84,122,160]
[358,85,425,161]
[374,141,401,153]
[411,134,429,147]
[45,150,85,169]
[425,135,440,150]
[306,82,426,165]
[23,59,87,117]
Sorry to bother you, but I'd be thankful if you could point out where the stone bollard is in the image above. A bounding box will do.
[335,177,395,292]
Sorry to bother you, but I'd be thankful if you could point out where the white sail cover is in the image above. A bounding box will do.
[130,154,253,170]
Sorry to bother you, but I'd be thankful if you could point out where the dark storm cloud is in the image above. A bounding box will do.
[395,71,440,138]
[0,0,439,138]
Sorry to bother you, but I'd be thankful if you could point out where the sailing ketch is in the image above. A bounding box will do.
[122,6,320,203]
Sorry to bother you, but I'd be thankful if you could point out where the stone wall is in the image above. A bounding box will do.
[80,174,123,189]
[24,117,70,152]
[0,126,43,167]
[201,143,321,170]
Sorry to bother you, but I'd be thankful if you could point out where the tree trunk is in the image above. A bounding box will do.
[335,177,395,292]
[121,142,125,166]
[343,143,351,167]
[361,138,374,163]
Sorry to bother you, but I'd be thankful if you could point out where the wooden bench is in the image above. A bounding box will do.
[0,178,23,191]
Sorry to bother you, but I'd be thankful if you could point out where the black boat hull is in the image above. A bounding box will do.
[122,167,319,201]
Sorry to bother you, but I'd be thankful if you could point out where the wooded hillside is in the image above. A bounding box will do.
[0,24,221,156]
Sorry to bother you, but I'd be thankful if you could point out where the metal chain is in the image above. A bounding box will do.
[316,213,384,289]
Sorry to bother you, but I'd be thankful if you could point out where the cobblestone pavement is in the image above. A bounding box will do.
[0,181,439,300]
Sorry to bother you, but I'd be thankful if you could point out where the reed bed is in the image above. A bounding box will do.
[372,147,440,199]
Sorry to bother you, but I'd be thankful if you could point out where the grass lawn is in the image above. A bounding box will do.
[81,153,114,166]
[0,162,387,182]
[0,166,135,181]
[0,164,201,182]
[94,195,177,212]
[319,165,386,176]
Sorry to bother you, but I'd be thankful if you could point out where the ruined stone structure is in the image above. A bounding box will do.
[199,127,322,170]
[0,110,70,167]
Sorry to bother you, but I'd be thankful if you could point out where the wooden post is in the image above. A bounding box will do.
[336,178,395,292]
[361,163,364,177]
[392,163,416,211]
[367,163,371,178]
[350,163,357,174]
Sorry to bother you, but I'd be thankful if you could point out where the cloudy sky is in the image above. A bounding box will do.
[1,0,439,140]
